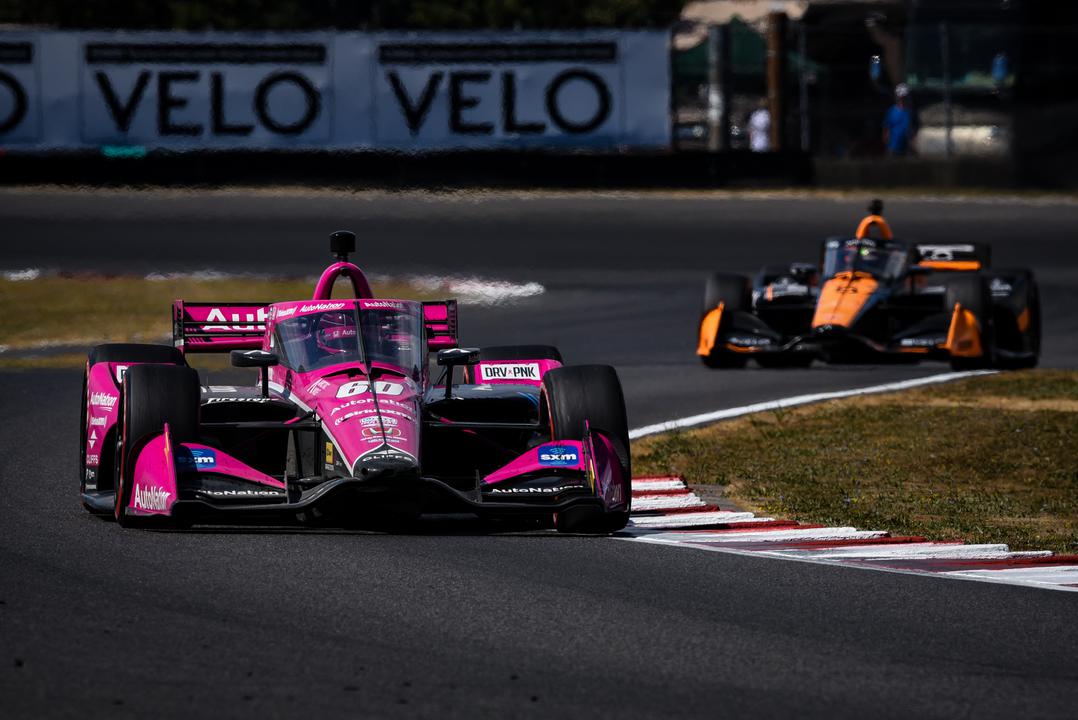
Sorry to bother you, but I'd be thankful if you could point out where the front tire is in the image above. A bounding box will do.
[944,275,995,371]
[80,344,185,509]
[114,364,200,526]
[542,365,630,534]
[700,273,751,369]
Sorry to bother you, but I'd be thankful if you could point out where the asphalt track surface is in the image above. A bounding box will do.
[2,190,1077,717]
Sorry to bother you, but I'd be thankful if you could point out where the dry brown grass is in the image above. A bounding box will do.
[633,370,1078,553]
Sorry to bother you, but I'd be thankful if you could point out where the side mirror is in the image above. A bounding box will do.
[231,349,279,368]
[436,347,479,367]
[231,350,279,398]
[436,348,479,400]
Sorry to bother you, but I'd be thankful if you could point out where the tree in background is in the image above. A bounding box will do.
[0,0,686,29]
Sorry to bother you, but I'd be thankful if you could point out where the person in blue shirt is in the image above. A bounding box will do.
[883,83,916,155]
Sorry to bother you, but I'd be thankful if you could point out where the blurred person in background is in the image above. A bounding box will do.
[883,83,916,156]
[748,100,771,152]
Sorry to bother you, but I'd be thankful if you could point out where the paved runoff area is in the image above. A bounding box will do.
[624,476,1078,593]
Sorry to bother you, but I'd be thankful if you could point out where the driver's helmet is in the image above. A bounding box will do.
[315,311,357,355]
[857,246,880,264]
[365,313,416,364]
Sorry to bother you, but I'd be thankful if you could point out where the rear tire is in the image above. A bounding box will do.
[80,344,185,509]
[944,275,995,371]
[542,365,630,534]
[115,364,200,526]
[993,270,1041,369]
[1012,278,1041,369]
[700,273,751,369]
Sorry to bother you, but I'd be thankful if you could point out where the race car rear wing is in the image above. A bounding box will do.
[914,243,988,271]
[423,300,458,351]
[173,301,268,354]
[175,299,459,354]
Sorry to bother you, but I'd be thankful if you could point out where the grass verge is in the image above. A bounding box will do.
[633,370,1078,553]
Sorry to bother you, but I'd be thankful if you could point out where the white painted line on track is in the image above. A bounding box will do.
[628,511,761,528]
[631,495,707,511]
[766,543,1052,561]
[628,370,996,439]
[618,535,1078,593]
[942,565,1078,587]
[640,528,886,543]
[631,478,688,491]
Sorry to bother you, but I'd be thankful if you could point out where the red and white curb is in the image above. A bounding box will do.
[622,476,1078,593]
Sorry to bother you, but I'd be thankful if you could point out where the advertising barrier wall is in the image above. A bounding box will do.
[0,31,670,152]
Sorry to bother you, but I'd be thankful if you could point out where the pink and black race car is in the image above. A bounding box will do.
[79,232,630,533]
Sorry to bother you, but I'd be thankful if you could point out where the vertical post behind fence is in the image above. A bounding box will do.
[798,22,810,152]
[707,24,730,152]
[940,20,953,158]
[767,12,788,152]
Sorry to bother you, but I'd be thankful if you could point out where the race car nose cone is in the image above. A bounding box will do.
[811,324,851,345]
[353,447,419,482]
[814,324,846,336]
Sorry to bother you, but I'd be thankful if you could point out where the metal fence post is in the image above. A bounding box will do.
[940,20,953,158]
[767,11,787,152]
[798,22,810,152]
[706,24,727,152]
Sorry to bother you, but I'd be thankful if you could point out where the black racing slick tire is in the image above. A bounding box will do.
[114,364,200,526]
[1013,276,1041,369]
[700,273,751,369]
[80,344,186,510]
[944,274,995,371]
[542,365,630,534]
[993,269,1041,369]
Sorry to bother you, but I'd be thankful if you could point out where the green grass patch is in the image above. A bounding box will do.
[633,370,1078,553]
[0,275,434,350]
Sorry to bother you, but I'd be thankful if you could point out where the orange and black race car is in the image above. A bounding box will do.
[697,200,1040,370]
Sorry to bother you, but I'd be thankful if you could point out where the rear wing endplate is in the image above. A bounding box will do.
[173,301,269,354]
[423,300,458,352]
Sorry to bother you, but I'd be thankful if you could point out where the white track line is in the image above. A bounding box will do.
[942,565,1078,587]
[631,478,688,491]
[766,544,1052,561]
[628,370,996,439]
[643,527,886,543]
[631,495,707,511]
[628,511,761,528]
[619,535,1078,593]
